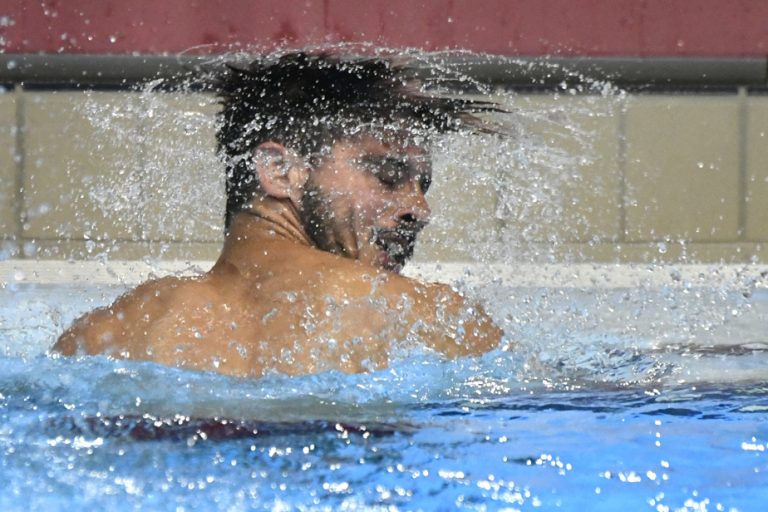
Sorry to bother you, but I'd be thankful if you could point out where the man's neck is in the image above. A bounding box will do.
[214,197,314,275]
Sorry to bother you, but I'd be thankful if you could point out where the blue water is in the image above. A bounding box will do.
[1,281,767,510]
[0,355,766,511]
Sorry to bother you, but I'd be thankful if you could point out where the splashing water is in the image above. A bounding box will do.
[1,50,767,510]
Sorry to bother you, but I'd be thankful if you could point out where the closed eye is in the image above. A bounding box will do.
[359,155,411,187]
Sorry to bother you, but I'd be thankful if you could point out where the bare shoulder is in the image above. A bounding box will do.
[390,275,502,357]
[52,275,207,356]
[306,260,502,357]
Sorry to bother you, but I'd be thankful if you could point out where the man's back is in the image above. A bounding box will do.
[54,233,501,378]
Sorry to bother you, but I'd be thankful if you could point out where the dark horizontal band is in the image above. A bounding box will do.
[0,54,766,88]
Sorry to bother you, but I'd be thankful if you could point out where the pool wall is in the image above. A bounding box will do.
[1,87,766,264]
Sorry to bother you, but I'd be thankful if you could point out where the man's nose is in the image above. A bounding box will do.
[395,184,431,227]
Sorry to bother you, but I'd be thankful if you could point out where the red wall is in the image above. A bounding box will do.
[2,0,767,57]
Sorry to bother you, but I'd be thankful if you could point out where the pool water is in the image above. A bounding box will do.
[1,278,767,510]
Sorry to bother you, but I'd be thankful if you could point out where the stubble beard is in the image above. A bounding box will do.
[298,180,418,271]
[371,226,418,270]
[299,180,340,254]
[299,178,423,273]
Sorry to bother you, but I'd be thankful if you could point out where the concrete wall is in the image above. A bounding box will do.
[0,87,766,264]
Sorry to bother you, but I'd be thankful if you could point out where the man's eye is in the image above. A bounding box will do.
[360,156,409,186]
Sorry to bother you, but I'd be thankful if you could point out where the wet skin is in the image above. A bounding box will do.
[53,134,502,378]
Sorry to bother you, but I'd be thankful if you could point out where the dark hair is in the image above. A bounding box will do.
[215,52,498,228]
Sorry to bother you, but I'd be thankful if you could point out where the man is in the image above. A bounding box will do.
[54,53,503,378]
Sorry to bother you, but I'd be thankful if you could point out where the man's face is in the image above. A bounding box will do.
[299,132,432,273]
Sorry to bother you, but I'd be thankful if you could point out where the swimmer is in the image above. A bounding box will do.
[53,53,503,377]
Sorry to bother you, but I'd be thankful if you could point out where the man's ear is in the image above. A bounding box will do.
[252,142,309,204]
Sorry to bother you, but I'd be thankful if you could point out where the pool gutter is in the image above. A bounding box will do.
[2,260,766,289]
[0,54,766,89]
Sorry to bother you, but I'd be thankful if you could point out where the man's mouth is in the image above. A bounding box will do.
[372,228,418,271]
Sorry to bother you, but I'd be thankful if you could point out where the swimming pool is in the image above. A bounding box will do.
[1,263,766,510]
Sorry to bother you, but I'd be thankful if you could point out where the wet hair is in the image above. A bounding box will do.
[215,52,498,228]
